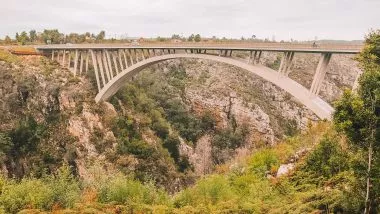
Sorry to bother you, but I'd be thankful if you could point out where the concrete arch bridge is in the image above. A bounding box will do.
[35,43,362,120]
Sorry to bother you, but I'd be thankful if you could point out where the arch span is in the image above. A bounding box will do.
[95,54,334,120]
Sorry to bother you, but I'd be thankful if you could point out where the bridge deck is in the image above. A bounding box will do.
[35,43,362,54]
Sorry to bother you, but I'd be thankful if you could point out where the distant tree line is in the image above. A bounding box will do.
[1,29,107,45]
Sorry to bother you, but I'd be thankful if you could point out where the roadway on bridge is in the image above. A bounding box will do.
[35,42,362,54]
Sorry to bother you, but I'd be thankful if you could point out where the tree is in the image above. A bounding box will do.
[194,34,201,42]
[171,34,181,39]
[29,30,37,42]
[4,35,12,44]
[15,33,19,42]
[96,30,105,41]
[17,31,29,45]
[188,34,194,42]
[334,29,380,214]
[41,29,62,44]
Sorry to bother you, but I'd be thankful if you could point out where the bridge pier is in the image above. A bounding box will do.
[96,51,107,87]
[102,51,112,81]
[310,53,332,96]
[73,50,79,76]
[62,50,66,67]
[105,51,114,78]
[67,51,71,69]
[90,50,101,91]
[112,51,120,75]
[278,51,294,75]
[85,51,89,73]
[79,51,84,75]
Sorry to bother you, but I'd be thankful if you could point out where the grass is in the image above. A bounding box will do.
[0,49,20,64]
[9,47,39,55]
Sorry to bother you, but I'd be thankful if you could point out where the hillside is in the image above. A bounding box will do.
[0,48,366,213]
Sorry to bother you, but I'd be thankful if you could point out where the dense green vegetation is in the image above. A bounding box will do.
[0,30,378,213]
[0,122,366,213]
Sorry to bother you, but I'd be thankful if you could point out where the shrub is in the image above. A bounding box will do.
[98,174,169,206]
[247,149,280,177]
[174,175,236,208]
[304,137,349,178]
[0,178,54,213]
[0,165,80,213]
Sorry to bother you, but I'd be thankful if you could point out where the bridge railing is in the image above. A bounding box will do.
[136,41,363,50]
[35,42,363,51]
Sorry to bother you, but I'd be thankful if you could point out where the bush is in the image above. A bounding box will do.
[0,165,80,213]
[174,175,236,208]
[98,174,169,206]
[247,149,280,176]
[163,135,180,163]
[304,137,349,178]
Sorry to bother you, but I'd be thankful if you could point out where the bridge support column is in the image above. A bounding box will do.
[85,51,89,73]
[79,51,84,75]
[112,51,120,75]
[62,50,66,67]
[122,50,129,67]
[90,50,101,91]
[102,51,112,81]
[256,51,262,64]
[105,51,114,78]
[141,49,146,60]
[96,51,107,86]
[278,51,294,75]
[127,50,133,65]
[310,53,332,96]
[252,51,258,64]
[67,51,71,69]
[73,50,79,76]
[51,51,55,61]
[117,50,124,70]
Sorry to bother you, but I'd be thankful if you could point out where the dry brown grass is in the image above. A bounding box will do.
[9,46,39,55]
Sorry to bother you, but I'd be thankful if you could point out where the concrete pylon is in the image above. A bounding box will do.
[112,51,120,75]
[96,51,107,86]
[123,49,130,66]
[62,50,66,66]
[85,51,89,73]
[285,52,295,75]
[278,51,295,75]
[118,50,125,70]
[102,51,111,82]
[126,49,133,65]
[79,51,84,75]
[310,53,332,95]
[67,51,71,69]
[90,50,101,91]
[73,50,79,76]
[256,51,262,64]
[105,51,113,78]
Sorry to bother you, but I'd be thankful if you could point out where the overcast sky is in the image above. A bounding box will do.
[1,0,379,41]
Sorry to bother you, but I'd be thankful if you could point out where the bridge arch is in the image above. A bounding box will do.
[94,53,334,120]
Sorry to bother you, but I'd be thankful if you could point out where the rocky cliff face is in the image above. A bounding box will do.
[143,52,360,175]
[0,50,360,185]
